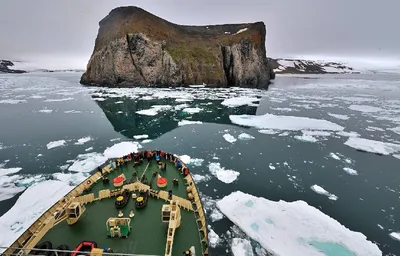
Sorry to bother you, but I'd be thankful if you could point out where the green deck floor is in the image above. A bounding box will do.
[40,159,202,255]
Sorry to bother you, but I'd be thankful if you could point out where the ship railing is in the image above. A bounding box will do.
[0,246,161,256]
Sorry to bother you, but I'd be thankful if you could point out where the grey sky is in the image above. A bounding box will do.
[0,0,399,67]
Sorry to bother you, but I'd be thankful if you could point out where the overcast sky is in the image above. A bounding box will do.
[0,0,399,68]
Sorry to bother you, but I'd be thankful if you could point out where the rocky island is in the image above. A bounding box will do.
[81,6,274,88]
[0,60,26,74]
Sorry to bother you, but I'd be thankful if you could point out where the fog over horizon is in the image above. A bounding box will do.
[1,0,399,70]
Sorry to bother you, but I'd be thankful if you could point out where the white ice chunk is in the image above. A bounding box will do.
[182,107,203,114]
[344,137,400,155]
[85,147,93,152]
[38,109,53,113]
[328,113,350,120]
[0,99,27,104]
[216,191,381,256]
[74,136,92,145]
[103,141,142,159]
[336,131,361,137]
[389,126,400,135]
[46,140,66,149]
[221,96,259,107]
[349,105,383,113]
[133,134,149,140]
[230,114,344,131]
[231,238,254,256]
[210,208,224,222]
[238,133,255,140]
[329,153,340,160]
[141,139,153,144]
[68,152,108,173]
[294,134,318,143]
[43,97,74,102]
[177,120,203,126]
[302,130,331,137]
[389,232,400,241]
[208,162,239,183]
[192,174,211,183]
[136,105,172,116]
[208,226,221,248]
[343,167,358,175]
[0,180,73,250]
[223,134,237,143]
[258,129,279,135]
[311,185,338,200]
[179,155,204,167]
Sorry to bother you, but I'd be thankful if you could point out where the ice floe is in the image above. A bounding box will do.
[141,139,153,144]
[389,126,400,135]
[336,131,360,138]
[208,162,239,183]
[103,141,142,159]
[85,146,93,152]
[43,97,74,102]
[349,105,383,113]
[221,96,259,107]
[136,105,172,116]
[344,137,400,155]
[329,153,341,160]
[74,136,92,145]
[389,232,400,241]
[294,134,318,143]
[302,130,332,137]
[230,114,344,131]
[238,133,255,140]
[182,107,203,114]
[0,166,24,201]
[223,134,237,143]
[133,134,149,140]
[64,110,82,114]
[38,109,53,113]
[328,113,350,120]
[192,174,211,183]
[208,226,221,248]
[68,152,107,173]
[258,129,279,135]
[216,191,381,256]
[0,99,27,104]
[179,155,204,166]
[0,180,73,250]
[177,120,203,126]
[311,185,338,200]
[46,139,66,149]
[231,238,254,256]
[343,167,358,175]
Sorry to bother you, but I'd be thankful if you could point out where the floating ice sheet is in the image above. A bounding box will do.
[231,238,254,256]
[0,180,73,251]
[74,136,92,145]
[208,162,239,183]
[46,140,66,149]
[230,114,344,131]
[221,96,259,107]
[223,134,237,143]
[311,185,338,200]
[177,120,203,126]
[238,133,255,140]
[216,191,382,256]
[344,137,400,155]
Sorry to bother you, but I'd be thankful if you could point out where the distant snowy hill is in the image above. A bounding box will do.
[268,58,357,74]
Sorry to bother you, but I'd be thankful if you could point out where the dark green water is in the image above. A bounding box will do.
[0,72,399,255]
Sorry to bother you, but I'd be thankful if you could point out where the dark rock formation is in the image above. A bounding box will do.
[0,60,26,73]
[81,6,272,88]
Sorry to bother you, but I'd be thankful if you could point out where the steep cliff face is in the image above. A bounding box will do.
[81,6,272,88]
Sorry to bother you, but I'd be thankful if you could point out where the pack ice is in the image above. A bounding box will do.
[216,191,381,256]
